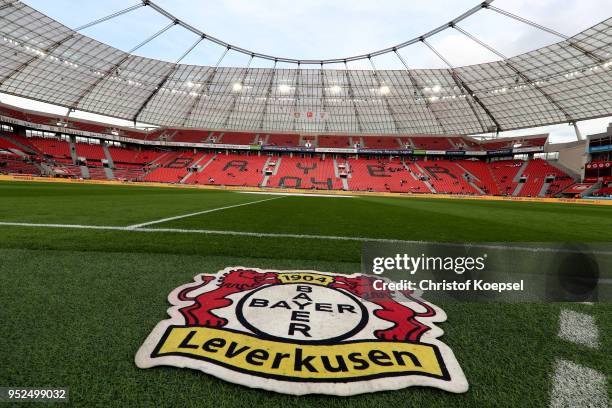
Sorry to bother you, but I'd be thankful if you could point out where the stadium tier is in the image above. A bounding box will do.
[318,135,351,148]
[4,102,608,198]
[407,136,454,150]
[266,133,301,147]
[267,156,343,190]
[28,136,71,158]
[192,154,268,186]
[593,185,612,196]
[143,151,206,183]
[361,136,401,149]
[0,156,40,175]
[0,110,581,197]
[0,137,20,151]
[75,142,106,162]
[348,158,431,193]
[106,146,163,166]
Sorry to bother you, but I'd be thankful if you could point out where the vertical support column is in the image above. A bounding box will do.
[573,122,584,141]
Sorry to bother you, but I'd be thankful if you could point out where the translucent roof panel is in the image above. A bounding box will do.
[0,2,610,135]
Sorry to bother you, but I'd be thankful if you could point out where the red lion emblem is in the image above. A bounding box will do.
[330,275,436,342]
[178,269,279,327]
[177,270,436,342]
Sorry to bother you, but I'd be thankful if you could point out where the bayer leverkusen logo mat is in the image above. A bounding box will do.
[135,268,468,395]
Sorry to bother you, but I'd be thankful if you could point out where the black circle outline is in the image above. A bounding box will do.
[236,283,369,345]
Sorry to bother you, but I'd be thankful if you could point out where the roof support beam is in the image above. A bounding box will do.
[572,122,584,141]
[0,2,146,88]
[69,21,176,111]
[344,62,364,133]
[222,55,254,129]
[319,64,330,133]
[454,24,574,123]
[258,61,277,131]
[485,4,606,64]
[291,63,301,132]
[143,0,493,65]
[421,38,501,133]
[132,35,205,123]
[73,2,147,32]
[181,46,230,127]
[394,50,448,134]
[369,57,402,133]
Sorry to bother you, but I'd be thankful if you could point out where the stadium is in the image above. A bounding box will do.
[0,0,610,406]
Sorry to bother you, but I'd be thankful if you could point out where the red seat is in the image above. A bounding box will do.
[317,135,351,148]
[267,156,343,190]
[266,134,300,147]
[192,154,267,186]
[348,157,430,193]
[420,161,479,194]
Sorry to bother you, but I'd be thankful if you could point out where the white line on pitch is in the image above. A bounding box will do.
[549,359,608,408]
[125,196,285,229]
[557,309,599,348]
[0,221,419,243]
[3,221,612,256]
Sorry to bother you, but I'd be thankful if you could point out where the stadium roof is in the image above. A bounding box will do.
[0,0,611,135]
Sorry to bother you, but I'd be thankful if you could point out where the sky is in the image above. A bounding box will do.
[1,0,611,141]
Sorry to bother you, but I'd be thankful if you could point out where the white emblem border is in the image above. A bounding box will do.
[135,267,469,395]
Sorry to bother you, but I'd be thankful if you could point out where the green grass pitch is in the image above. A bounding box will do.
[0,181,610,407]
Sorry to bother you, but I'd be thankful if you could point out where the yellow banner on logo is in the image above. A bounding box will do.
[277,272,335,286]
[154,326,447,380]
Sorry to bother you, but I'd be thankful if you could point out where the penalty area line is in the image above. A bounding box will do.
[125,196,285,229]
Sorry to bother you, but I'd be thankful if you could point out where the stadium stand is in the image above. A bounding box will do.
[0,132,579,197]
[448,137,469,149]
[75,142,106,162]
[87,166,108,180]
[143,151,206,183]
[107,146,164,166]
[170,130,209,143]
[592,185,612,197]
[348,157,430,193]
[517,159,574,197]
[267,156,343,190]
[0,104,582,197]
[266,134,300,147]
[112,166,146,181]
[219,132,257,145]
[489,160,523,196]
[192,154,267,186]
[455,160,500,195]
[361,136,401,149]
[28,137,71,159]
[318,135,351,148]
[480,140,513,150]
[51,163,82,178]
[420,161,479,194]
[0,157,41,175]
[407,136,454,150]
[560,183,596,197]
[0,137,21,151]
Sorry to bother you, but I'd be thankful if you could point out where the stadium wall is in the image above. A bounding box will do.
[546,140,587,177]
